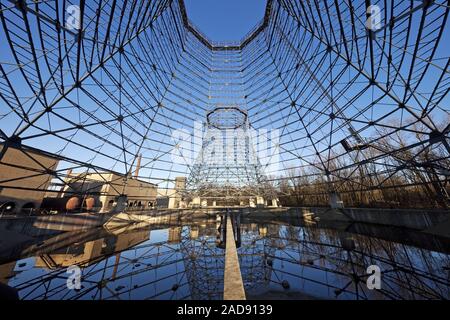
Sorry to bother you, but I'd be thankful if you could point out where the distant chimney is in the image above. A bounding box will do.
[59,169,73,195]
[134,154,142,178]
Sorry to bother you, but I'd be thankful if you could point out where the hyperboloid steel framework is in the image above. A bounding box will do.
[0,0,449,209]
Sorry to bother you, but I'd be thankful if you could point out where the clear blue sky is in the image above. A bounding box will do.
[184,0,267,42]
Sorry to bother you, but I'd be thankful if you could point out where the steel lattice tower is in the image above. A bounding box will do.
[0,0,449,210]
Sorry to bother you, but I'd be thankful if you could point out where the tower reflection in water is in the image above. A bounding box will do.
[0,212,449,300]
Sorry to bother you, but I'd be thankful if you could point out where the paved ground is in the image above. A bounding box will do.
[223,216,246,300]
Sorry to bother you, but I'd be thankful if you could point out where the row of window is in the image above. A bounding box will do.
[107,199,154,209]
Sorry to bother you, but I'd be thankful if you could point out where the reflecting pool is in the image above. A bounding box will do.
[0,211,449,300]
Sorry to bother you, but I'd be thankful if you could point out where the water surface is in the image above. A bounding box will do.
[0,212,449,300]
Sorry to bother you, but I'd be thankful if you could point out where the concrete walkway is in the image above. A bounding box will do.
[223,215,246,300]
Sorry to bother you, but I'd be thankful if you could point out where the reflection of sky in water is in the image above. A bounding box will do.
[1,221,226,300]
[238,224,450,300]
[1,217,450,300]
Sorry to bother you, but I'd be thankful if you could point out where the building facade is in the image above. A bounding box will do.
[0,145,59,214]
